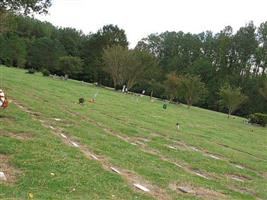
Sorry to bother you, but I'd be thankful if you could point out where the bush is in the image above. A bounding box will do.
[248,113,267,127]
[41,69,50,76]
[79,97,85,104]
[27,68,36,74]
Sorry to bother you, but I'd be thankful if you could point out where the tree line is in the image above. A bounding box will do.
[0,12,267,117]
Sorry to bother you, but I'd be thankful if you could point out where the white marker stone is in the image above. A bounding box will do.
[60,134,67,139]
[18,105,24,109]
[0,172,7,181]
[231,177,244,182]
[234,165,244,169]
[206,154,221,160]
[194,172,209,179]
[91,154,98,160]
[190,147,199,152]
[110,167,121,174]
[133,184,150,192]
[167,145,177,150]
[175,163,183,168]
[71,141,79,147]
[54,118,61,121]
[136,141,144,145]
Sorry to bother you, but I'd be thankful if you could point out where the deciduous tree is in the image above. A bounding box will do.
[219,85,247,118]
[102,45,129,88]
[259,80,267,101]
[1,0,52,15]
[58,56,83,78]
[164,72,181,102]
[181,75,207,108]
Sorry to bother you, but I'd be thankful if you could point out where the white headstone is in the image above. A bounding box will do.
[110,167,121,174]
[194,172,209,179]
[0,172,7,181]
[234,164,244,169]
[133,184,150,192]
[167,145,177,150]
[231,177,244,182]
[71,141,79,147]
[91,154,98,160]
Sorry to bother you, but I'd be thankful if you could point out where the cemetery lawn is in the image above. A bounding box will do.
[0,66,266,200]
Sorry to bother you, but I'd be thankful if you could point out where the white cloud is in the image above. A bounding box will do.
[36,0,267,48]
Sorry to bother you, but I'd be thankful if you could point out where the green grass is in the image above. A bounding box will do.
[0,66,266,200]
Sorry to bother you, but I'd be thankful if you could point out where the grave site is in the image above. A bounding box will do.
[0,66,266,199]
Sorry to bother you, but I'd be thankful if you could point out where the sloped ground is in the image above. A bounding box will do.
[0,66,266,199]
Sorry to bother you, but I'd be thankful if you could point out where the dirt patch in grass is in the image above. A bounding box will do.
[0,131,33,141]
[12,100,41,117]
[231,187,257,197]
[226,174,251,182]
[0,155,21,184]
[0,115,16,122]
[165,142,188,151]
[169,182,228,200]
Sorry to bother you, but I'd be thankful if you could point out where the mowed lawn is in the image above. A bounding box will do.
[0,66,266,200]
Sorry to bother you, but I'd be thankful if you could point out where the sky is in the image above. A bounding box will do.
[36,0,267,48]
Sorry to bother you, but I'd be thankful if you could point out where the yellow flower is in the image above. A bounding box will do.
[28,192,33,199]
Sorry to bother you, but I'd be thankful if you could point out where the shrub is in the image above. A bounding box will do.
[163,104,167,109]
[27,68,36,74]
[41,69,50,76]
[79,97,85,104]
[248,113,267,127]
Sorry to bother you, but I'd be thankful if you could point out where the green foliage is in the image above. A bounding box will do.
[1,13,267,116]
[102,46,158,90]
[56,27,84,57]
[1,0,52,15]
[0,34,27,67]
[164,72,181,101]
[0,10,13,33]
[28,37,66,71]
[219,85,247,118]
[41,68,50,76]
[97,24,128,47]
[180,75,207,108]
[79,97,85,104]
[27,68,36,74]
[259,80,267,101]
[129,50,160,89]
[249,113,267,127]
[163,104,167,109]
[58,56,83,77]
[102,45,130,88]
[14,15,55,38]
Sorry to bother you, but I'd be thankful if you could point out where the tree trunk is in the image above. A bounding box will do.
[150,90,153,100]
[113,80,117,90]
[228,108,231,118]
[187,98,192,109]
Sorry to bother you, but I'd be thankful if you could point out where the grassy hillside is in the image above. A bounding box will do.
[0,66,266,200]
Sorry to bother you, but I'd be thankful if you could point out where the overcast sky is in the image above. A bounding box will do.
[36,0,267,48]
